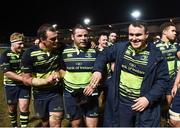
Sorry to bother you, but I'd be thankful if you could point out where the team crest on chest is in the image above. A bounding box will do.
[67,53,73,57]
[37,55,44,61]
[140,55,148,61]
[85,53,92,58]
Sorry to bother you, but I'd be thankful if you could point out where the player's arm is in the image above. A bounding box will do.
[22,72,59,87]
[4,71,22,82]
[22,73,33,86]
[59,69,66,79]
[177,50,180,60]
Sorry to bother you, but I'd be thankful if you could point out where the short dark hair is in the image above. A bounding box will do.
[160,22,176,32]
[108,31,117,36]
[98,31,109,38]
[72,24,88,35]
[129,21,148,33]
[37,23,57,40]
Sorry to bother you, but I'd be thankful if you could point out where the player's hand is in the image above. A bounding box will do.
[83,85,95,96]
[89,71,102,89]
[131,97,149,112]
[46,73,59,85]
[172,84,179,97]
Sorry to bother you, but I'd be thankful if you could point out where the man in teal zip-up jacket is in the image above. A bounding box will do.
[90,21,170,127]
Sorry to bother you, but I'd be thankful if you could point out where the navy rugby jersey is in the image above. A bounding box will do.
[21,45,63,90]
[156,41,180,79]
[0,48,23,85]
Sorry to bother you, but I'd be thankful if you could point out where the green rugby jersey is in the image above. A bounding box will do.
[62,46,98,92]
[0,48,23,85]
[119,45,150,100]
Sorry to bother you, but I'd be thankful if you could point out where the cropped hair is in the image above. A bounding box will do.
[98,31,109,37]
[130,21,148,33]
[108,30,117,36]
[37,23,57,40]
[72,24,88,35]
[160,22,176,32]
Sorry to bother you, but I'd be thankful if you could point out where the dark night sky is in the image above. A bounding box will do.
[0,0,180,41]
